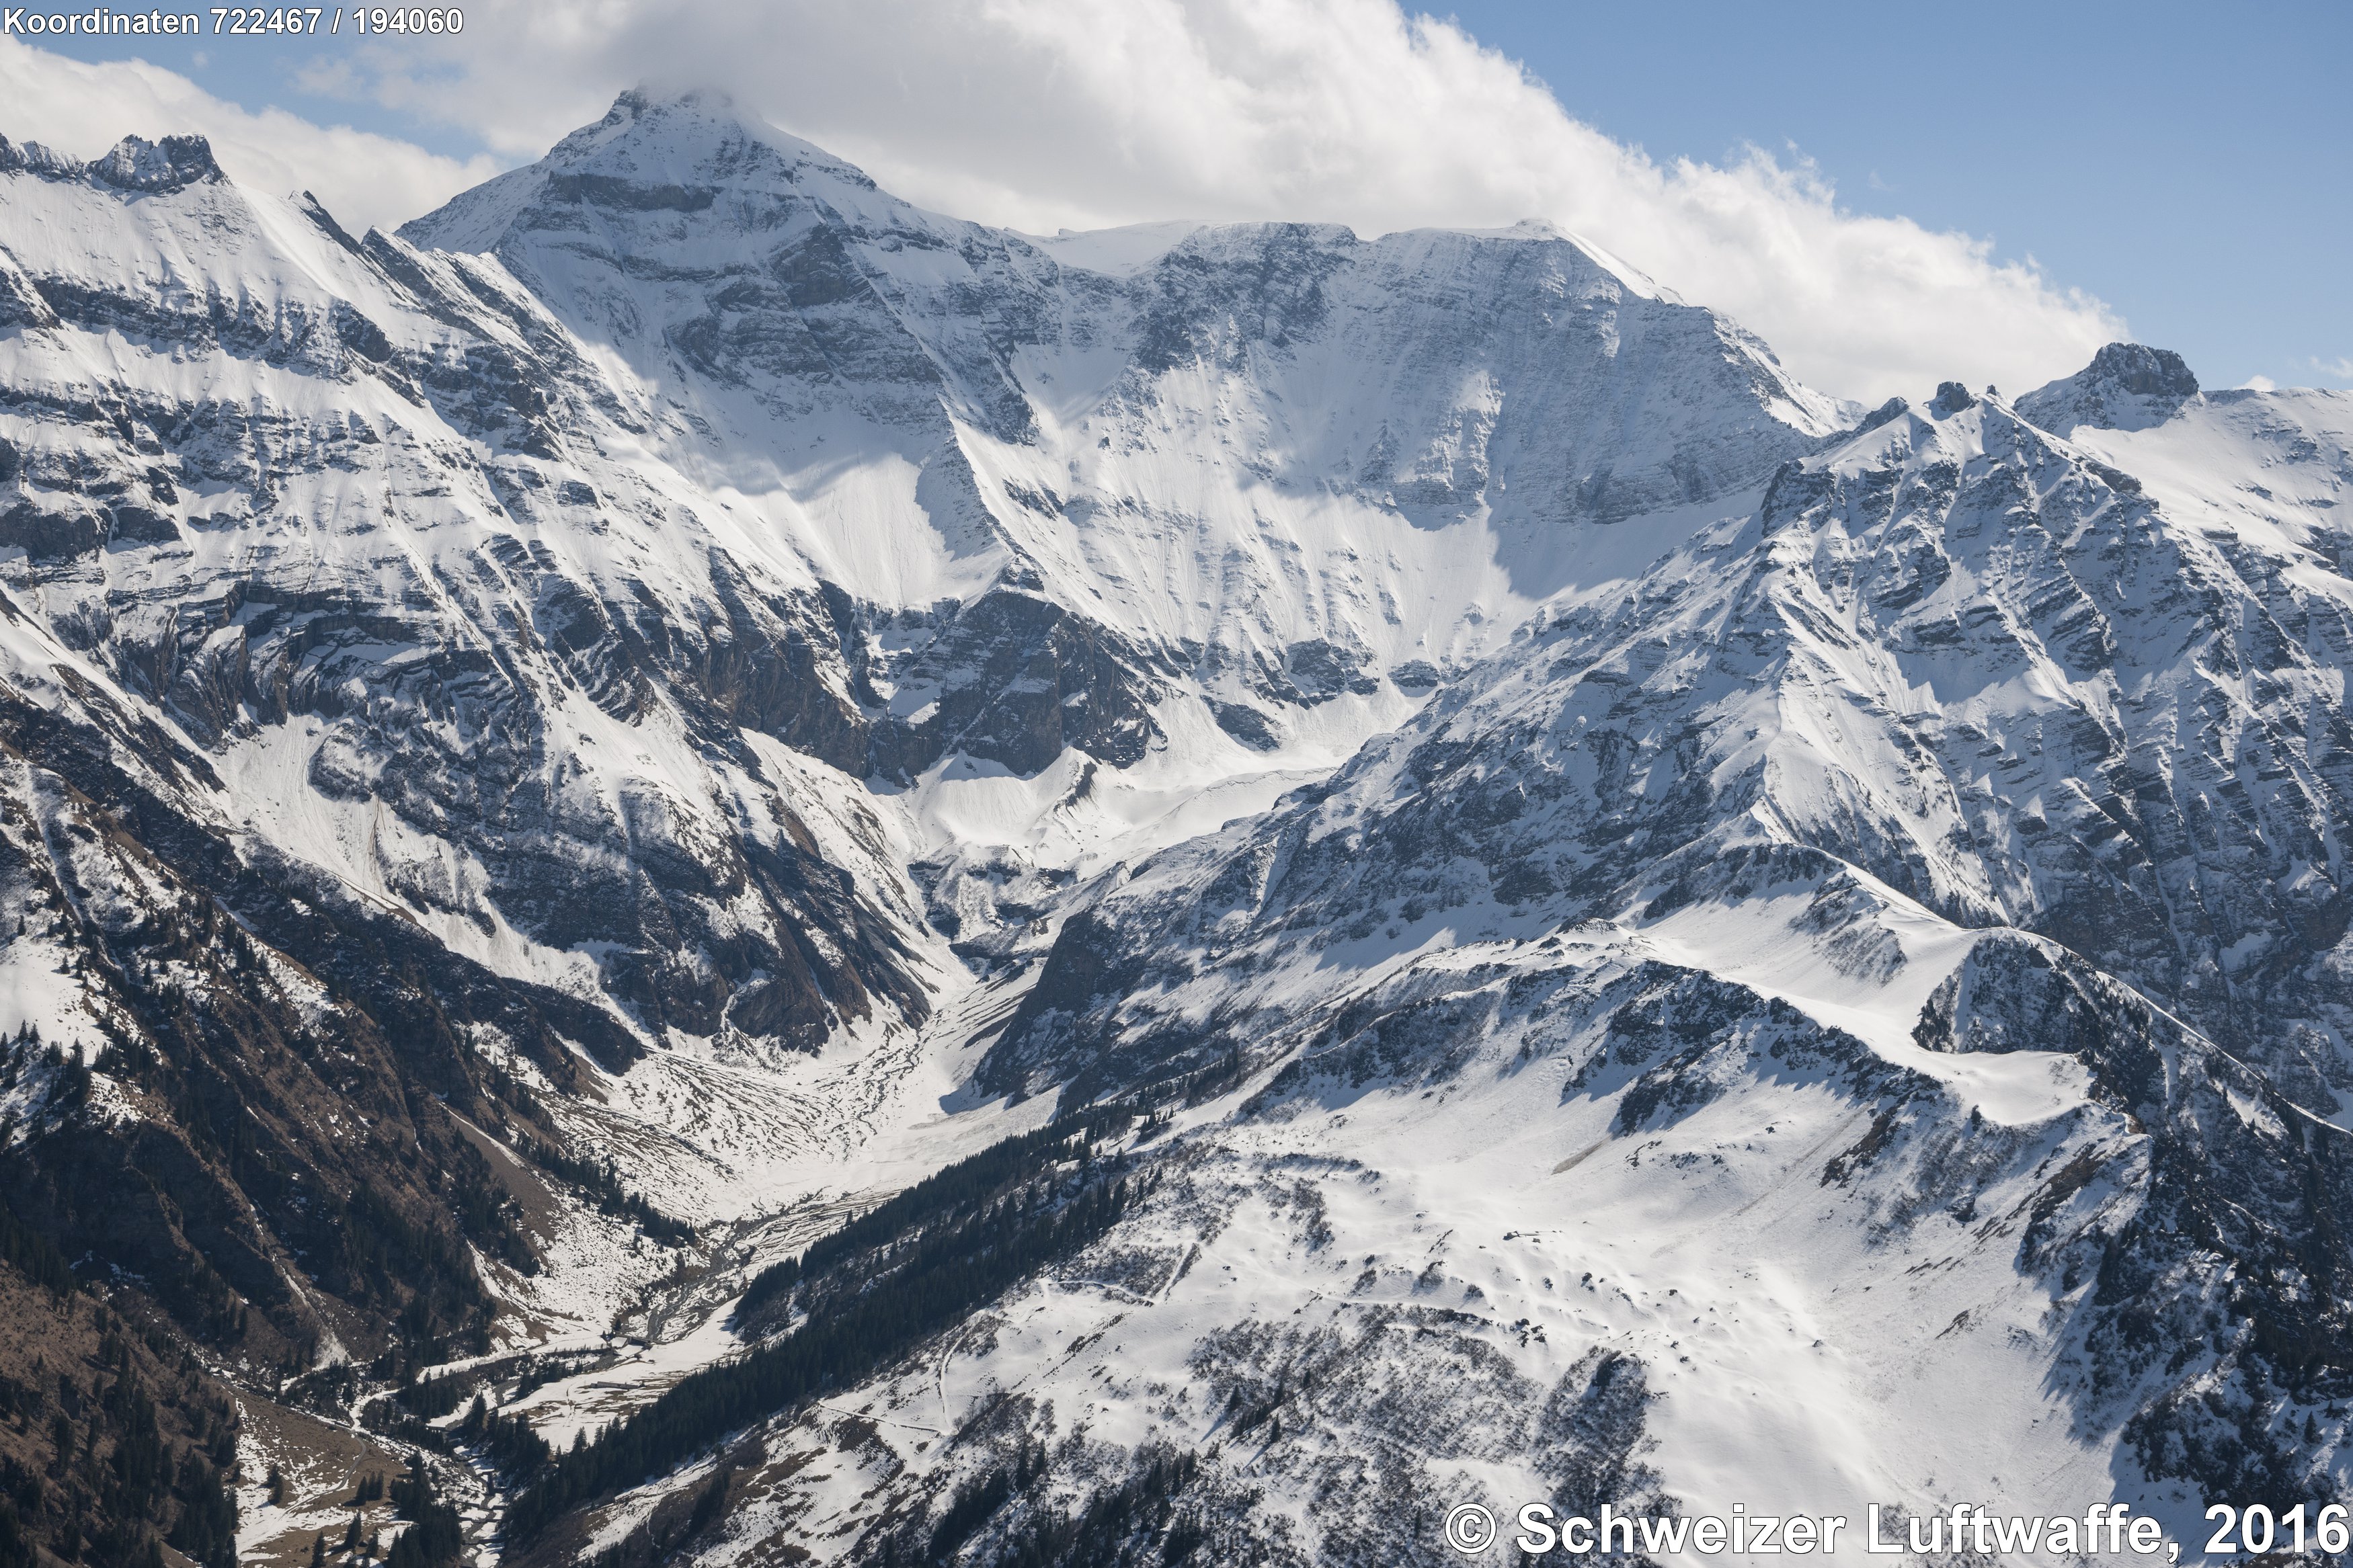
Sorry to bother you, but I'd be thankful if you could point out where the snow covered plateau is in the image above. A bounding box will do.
[3,87,2352,1568]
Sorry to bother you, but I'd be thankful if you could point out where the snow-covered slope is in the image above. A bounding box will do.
[0,124,945,1060]
[0,119,984,1559]
[7,87,2353,1568]
[399,91,1846,644]
[750,371,2353,1565]
[396,90,1853,958]
[989,377,2353,1102]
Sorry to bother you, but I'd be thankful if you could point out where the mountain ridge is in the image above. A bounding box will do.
[2,88,2350,1567]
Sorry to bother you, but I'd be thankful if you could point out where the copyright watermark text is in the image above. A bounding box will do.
[1439,1499,2348,1559]
[2,6,461,36]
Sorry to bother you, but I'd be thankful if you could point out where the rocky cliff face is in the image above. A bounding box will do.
[397,91,1845,780]
[0,125,940,1067]
[386,88,1854,971]
[5,85,2352,1568]
[987,382,2353,1102]
[864,368,2353,1563]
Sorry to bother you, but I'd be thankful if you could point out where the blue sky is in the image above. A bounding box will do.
[26,21,487,156]
[1437,0,2353,393]
[17,0,2350,393]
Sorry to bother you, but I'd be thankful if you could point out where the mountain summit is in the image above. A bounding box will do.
[2018,339,2202,433]
[3,89,2350,1566]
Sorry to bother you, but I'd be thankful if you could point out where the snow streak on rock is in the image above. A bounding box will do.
[4,87,2353,1568]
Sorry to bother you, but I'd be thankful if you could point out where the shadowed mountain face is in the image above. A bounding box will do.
[6,86,2353,1568]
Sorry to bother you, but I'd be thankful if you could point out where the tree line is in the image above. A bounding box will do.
[502,1103,1144,1542]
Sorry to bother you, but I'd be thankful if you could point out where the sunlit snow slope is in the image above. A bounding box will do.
[396,88,1851,963]
[5,88,2353,1568]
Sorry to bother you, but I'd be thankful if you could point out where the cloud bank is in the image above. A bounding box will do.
[0,36,502,236]
[3,1,2126,401]
[350,0,2128,402]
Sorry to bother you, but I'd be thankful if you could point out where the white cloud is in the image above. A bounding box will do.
[2243,374,2280,392]
[2315,358,2353,383]
[0,36,502,235]
[338,0,2124,403]
[0,3,2128,401]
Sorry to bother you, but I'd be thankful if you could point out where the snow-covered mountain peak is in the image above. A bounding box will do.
[401,87,901,259]
[13,80,2353,1568]
[0,89,1931,1028]
[1474,216,1677,300]
[89,132,225,192]
[2017,339,2201,434]
[0,121,577,395]
[0,128,223,192]
[0,132,71,177]
[1927,378,1979,417]
[553,85,857,177]
[381,93,1862,884]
